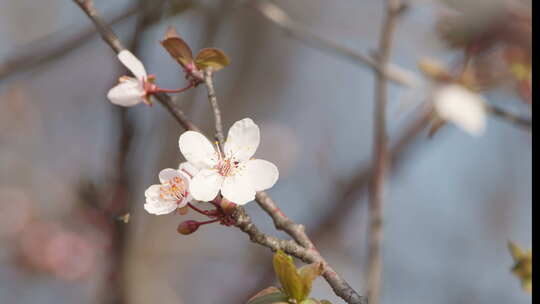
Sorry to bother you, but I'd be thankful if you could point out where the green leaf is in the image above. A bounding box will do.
[273,251,305,302]
[509,241,525,260]
[247,287,290,304]
[298,262,324,297]
[320,300,333,304]
[300,299,320,304]
[160,26,194,68]
[195,48,231,72]
[508,241,533,294]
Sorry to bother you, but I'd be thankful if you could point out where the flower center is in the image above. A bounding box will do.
[216,158,239,177]
[159,176,187,201]
[214,142,240,177]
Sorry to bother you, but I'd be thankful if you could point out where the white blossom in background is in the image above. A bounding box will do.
[178,118,279,205]
[144,163,196,215]
[433,84,487,136]
[107,50,150,107]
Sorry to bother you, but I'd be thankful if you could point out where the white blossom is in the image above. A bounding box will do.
[433,84,487,136]
[144,163,195,215]
[107,50,148,107]
[178,118,279,205]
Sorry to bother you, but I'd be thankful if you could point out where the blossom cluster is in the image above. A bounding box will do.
[145,118,279,215]
[106,45,277,222]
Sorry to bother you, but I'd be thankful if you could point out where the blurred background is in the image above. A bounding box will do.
[0,0,532,303]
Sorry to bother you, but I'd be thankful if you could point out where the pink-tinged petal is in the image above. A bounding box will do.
[107,79,144,107]
[224,118,260,162]
[243,159,279,192]
[189,169,223,202]
[434,85,487,136]
[178,131,219,169]
[158,168,182,184]
[179,162,199,178]
[144,200,178,215]
[118,50,147,80]
[221,173,256,205]
[144,185,177,215]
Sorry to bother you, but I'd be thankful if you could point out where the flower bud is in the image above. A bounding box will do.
[177,220,199,235]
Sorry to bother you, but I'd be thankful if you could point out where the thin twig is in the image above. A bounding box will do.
[0,5,138,82]
[0,1,204,84]
[486,104,532,130]
[203,70,226,146]
[71,2,366,303]
[367,2,404,304]
[247,0,421,88]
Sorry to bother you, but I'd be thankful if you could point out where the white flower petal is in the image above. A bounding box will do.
[144,185,162,200]
[158,168,182,184]
[118,50,147,80]
[434,85,487,136]
[179,131,219,169]
[221,173,256,205]
[243,159,279,192]
[144,200,178,215]
[224,118,260,162]
[179,162,199,178]
[107,79,144,107]
[189,169,223,202]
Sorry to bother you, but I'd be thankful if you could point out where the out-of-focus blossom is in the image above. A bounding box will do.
[433,84,487,136]
[0,85,42,140]
[179,118,279,205]
[18,221,98,280]
[44,230,97,280]
[436,1,532,104]
[108,50,151,107]
[144,163,196,215]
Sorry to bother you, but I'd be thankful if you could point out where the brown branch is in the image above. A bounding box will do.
[367,2,404,304]
[256,191,313,249]
[71,1,366,303]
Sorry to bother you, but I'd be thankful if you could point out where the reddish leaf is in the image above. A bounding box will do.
[161,26,194,68]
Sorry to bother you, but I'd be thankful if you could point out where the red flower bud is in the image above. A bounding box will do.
[177,220,199,235]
